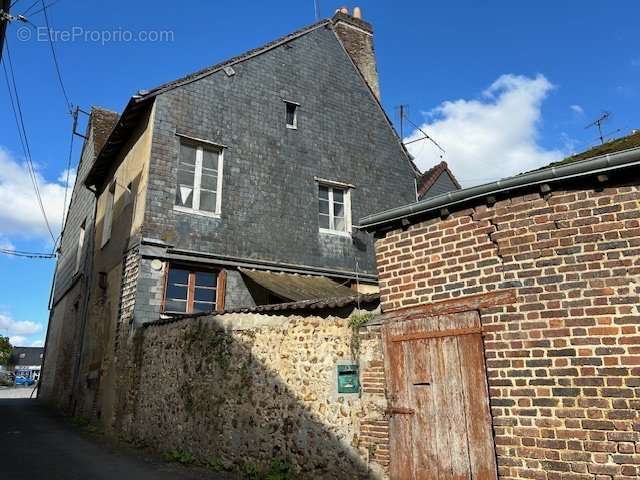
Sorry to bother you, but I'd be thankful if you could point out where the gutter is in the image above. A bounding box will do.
[359,146,640,232]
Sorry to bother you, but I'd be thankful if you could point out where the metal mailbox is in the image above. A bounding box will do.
[337,364,360,394]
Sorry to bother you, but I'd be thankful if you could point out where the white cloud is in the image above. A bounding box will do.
[405,74,564,187]
[0,313,42,336]
[9,336,27,347]
[0,236,14,251]
[0,146,73,241]
[570,104,584,114]
[30,339,45,347]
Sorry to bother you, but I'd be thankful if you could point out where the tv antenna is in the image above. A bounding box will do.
[397,105,446,156]
[585,111,611,145]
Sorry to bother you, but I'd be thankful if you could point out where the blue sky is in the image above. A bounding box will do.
[0,1,638,346]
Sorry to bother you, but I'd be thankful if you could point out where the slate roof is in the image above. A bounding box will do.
[9,347,44,366]
[417,161,461,198]
[85,14,419,187]
[239,268,357,302]
[547,130,640,168]
[145,293,380,327]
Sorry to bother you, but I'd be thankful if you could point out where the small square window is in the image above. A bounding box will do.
[285,102,298,129]
[163,265,226,314]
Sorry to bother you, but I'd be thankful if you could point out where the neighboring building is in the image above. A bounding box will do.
[360,139,640,477]
[41,8,418,423]
[10,347,44,381]
[416,160,461,199]
[39,107,120,409]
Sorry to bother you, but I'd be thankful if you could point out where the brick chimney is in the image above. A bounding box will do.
[332,7,380,100]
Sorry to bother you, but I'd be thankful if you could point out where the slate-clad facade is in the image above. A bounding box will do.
[41,11,418,422]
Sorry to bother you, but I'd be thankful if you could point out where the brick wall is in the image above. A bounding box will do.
[375,184,640,478]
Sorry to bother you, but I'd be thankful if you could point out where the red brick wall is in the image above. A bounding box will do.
[375,186,640,478]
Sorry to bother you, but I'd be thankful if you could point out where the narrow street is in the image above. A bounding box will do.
[0,393,232,480]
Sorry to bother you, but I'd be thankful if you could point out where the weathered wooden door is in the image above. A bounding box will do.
[384,310,497,480]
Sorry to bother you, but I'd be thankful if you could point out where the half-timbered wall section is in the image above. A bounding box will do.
[374,184,640,479]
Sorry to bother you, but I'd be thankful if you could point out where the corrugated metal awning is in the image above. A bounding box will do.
[239,268,356,301]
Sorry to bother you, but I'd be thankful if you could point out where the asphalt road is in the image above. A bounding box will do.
[0,396,234,480]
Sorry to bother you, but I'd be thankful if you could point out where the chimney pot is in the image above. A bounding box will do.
[340,6,349,14]
[353,7,362,19]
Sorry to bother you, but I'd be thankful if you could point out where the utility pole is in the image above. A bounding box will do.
[0,0,10,63]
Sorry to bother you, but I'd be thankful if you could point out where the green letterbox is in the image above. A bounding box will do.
[337,364,360,394]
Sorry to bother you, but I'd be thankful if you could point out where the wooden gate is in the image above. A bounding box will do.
[383,310,497,480]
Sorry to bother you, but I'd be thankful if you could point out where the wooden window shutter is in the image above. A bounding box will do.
[216,270,227,311]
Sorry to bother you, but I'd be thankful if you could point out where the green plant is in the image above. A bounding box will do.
[265,459,291,480]
[163,448,195,465]
[207,456,226,472]
[243,461,260,480]
[348,312,375,329]
[0,336,11,367]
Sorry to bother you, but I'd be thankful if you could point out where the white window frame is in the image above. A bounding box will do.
[101,182,115,248]
[318,183,352,237]
[75,219,86,274]
[284,100,299,129]
[173,140,224,218]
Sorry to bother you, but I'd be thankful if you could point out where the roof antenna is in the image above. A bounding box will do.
[400,107,446,158]
[585,111,611,145]
[314,0,320,20]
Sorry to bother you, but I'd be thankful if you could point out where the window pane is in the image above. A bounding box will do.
[176,167,195,208]
[193,302,215,313]
[166,284,188,300]
[319,213,330,229]
[201,172,217,191]
[202,149,218,171]
[286,103,296,126]
[334,202,344,218]
[333,189,344,203]
[194,287,216,303]
[319,199,329,215]
[165,299,187,313]
[200,190,217,213]
[179,143,197,167]
[319,185,329,200]
[195,271,217,288]
[168,268,189,285]
[335,216,346,232]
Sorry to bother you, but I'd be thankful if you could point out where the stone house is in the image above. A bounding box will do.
[40,9,418,422]
[360,135,640,478]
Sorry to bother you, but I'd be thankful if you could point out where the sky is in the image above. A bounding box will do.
[0,1,638,347]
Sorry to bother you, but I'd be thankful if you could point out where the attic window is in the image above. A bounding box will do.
[285,101,298,129]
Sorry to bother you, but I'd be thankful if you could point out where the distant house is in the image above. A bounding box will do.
[10,347,44,381]
[417,160,461,199]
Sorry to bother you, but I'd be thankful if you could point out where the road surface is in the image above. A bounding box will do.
[0,394,233,480]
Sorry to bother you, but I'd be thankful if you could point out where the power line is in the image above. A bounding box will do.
[0,247,56,259]
[27,0,61,17]
[20,0,38,16]
[39,0,71,113]
[2,37,57,243]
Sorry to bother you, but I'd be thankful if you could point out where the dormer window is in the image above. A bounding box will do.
[285,101,298,129]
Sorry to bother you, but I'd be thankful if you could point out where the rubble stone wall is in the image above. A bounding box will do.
[117,311,390,479]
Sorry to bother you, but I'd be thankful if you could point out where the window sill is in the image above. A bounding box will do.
[286,124,297,130]
[173,206,221,219]
[319,228,352,238]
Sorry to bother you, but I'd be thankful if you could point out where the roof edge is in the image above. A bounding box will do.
[360,146,640,232]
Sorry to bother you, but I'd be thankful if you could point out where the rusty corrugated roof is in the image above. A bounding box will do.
[144,293,380,327]
[239,268,356,301]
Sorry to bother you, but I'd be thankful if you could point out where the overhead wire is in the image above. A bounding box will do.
[39,0,71,114]
[2,37,57,243]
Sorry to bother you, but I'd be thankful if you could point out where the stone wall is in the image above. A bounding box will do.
[374,183,640,478]
[116,310,390,479]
